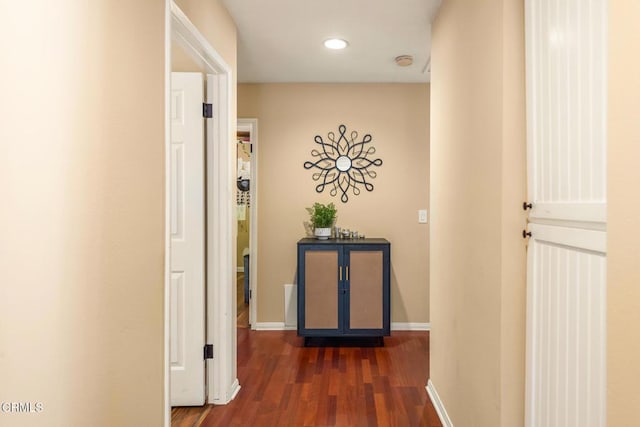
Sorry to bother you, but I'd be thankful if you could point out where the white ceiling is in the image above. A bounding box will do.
[222,0,442,83]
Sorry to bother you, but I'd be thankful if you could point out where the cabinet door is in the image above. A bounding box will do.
[299,245,342,333]
[345,245,389,334]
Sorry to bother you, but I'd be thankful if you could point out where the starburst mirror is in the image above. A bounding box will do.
[304,124,383,203]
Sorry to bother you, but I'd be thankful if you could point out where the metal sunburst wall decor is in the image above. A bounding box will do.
[303,124,383,203]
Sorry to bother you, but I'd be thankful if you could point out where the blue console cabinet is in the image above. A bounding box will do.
[297,238,390,342]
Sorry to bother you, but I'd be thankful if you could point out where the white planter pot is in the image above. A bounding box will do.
[314,227,332,240]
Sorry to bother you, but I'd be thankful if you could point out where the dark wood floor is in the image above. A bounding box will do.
[172,329,441,427]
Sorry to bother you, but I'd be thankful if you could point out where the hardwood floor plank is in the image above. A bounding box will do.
[363,383,378,426]
[373,392,391,427]
[362,357,373,383]
[326,394,337,426]
[171,405,213,427]
[172,330,442,427]
[331,346,340,369]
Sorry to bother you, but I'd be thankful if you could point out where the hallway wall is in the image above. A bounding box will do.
[607,0,640,424]
[0,0,237,425]
[431,1,640,426]
[238,83,430,325]
[0,1,166,425]
[429,0,527,426]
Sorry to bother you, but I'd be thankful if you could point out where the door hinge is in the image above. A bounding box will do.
[249,289,252,299]
[203,103,213,118]
[249,143,253,154]
[204,344,214,359]
[523,202,533,210]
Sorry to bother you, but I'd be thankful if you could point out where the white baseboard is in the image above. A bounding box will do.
[211,378,240,405]
[254,322,429,331]
[236,267,244,273]
[254,322,287,330]
[229,378,240,402]
[284,284,297,329]
[227,379,241,403]
[391,322,431,331]
[426,379,454,427]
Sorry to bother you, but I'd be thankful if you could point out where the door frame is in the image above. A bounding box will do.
[165,2,238,424]
[237,118,258,327]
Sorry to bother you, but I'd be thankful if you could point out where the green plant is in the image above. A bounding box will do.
[306,202,337,228]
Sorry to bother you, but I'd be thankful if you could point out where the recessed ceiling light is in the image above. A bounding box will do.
[324,38,348,50]
[395,55,414,67]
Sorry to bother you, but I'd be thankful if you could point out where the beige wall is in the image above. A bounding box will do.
[0,1,237,425]
[429,0,526,426]
[500,1,527,424]
[171,43,202,72]
[238,84,430,324]
[0,1,165,426]
[607,1,640,424]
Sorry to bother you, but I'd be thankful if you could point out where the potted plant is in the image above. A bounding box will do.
[306,202,337,239]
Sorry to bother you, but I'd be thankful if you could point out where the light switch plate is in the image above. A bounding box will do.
[418,209,428,224]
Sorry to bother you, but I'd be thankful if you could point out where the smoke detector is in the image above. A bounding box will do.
[395,55,414,67]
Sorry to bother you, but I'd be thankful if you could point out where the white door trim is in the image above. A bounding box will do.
[237,118,258,328]
[165,2,237,424]
[163,3,171,425]
[206,72,239,405]
[426,379,454,427]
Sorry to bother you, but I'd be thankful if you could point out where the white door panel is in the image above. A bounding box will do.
[526,232,606,427]
[525,0,607,426]
[526,0,607,218]
[170,72,206,406]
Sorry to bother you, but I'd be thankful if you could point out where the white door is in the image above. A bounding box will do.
[170,72,206,406]
[525,1,607,426]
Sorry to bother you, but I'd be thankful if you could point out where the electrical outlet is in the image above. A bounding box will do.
[418,209,428,224]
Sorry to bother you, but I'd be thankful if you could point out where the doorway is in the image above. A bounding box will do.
[236,119,258,329]
[165,2,238,424]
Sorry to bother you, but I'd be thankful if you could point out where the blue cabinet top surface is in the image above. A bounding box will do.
[297,238,390,245]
